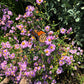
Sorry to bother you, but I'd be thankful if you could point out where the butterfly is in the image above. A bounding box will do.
[30,29,47,43]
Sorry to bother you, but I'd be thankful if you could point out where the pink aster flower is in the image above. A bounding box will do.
[8,11,13,16]
[45,36,52,45]
[48,44,56,52]
[44,49,51,56]
[48,31,54,35]
[36,81,42,84]
[16,24,23,30]
[20,62,27,71]
[28,42,33,49]
[20,40,28,49]
[45,25,50,32]
[59,60,65,66]
[9,53,15,59]
[56,67,63,74]
[14,44,20,49]
[60,28,66,34]
[26,5,35,12]
[36,0,43,4]
[51,79,57,84]
[20,28,26,35]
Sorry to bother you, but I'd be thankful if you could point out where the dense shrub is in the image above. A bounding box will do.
[0,2,84,83]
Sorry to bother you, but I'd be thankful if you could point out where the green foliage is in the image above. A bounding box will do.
[46,0,84,47]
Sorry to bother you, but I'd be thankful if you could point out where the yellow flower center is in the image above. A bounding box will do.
[21,30,24,33]
[60,61,63,64]
[46,27,48,29]
[4,50,7,52]
[48,39,51,42]
[62,29,64,32]
[50,46,53,49]
[46,50,48,53]
[39,0,41,2]
[22,42,25,45]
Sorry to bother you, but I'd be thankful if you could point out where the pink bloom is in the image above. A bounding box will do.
[26,5,35,12]
[56,67,63,74]
[44,49,51,56]
[16,24,23,30]
[28,42,33,48]
[59,60,65,66]
[45,36,52,45]
[48,31,54,35]
[8,11,13,16]
[36,0,43,4]
[20,28,26,35]
[14,44,20,49]
[9,53,15,59]
[48,44,56,52]
[20,40,28,49]
[45,26,50,32]
[60,28,66,34]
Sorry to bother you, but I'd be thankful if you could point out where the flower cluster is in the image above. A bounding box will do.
[0,5,13,33]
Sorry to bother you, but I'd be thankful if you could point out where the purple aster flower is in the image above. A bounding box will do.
[28,42,33,49]
[33,56,38,61]
[45,25,50,32]
[56,67,63,74]
[64,56,70,62]
[45,36,52,45]
[30,71,36,77]
[34,67,38,72]
[51,79,57,84]
[13,66,18,72]
[8,11,13,16]
[23,12,31,17]
[20,40,28,49]
[9,53,15,59]
[3,49,8,53]
[36,81,42,84]
[37,66,41,71]
[5,71,11,76]
[48,31,54,35]
[20,28,26,35]
[14,44,20,49]
[60,28,66,34]
[6,41,11,48]
[43,81,48,84]
[44,49,51,56]
[49,71,52,74]
[9,30,15,33]
[77,52,80,55]
[36,0,43,4]
[16,24,23,30]
[50,65,53,69]
[34,62,38,66]
[11,71,15,76]
[69,55,73,60]
[48,44,56,52]
[26,5,35,12]
[20,62,27,71]
[69,50,74,54]
[66,60,72,65]
[59,60,65,66]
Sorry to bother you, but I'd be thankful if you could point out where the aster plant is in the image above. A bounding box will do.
[0,1,84,84]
